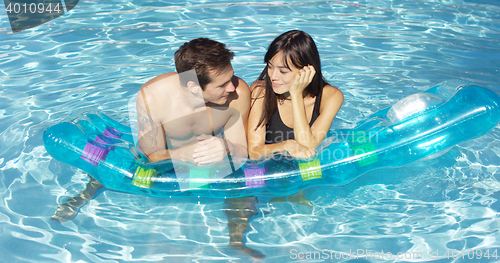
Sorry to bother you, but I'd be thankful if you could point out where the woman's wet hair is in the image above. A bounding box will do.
[254,30,329,128]
[175,38,234,90]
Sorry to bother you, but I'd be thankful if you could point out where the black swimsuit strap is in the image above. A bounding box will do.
[265,89,323,144]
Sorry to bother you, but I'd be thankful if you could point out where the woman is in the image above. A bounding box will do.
[248,30,344,159]
[226,31,343,259]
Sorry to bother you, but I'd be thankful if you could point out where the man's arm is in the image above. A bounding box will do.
[138,79,218,164]
[191,113,247,165]
[136,86,171,162]
[222,108,248,158]
[228,76,251,133]
[225,76,250,158]
[192,77,250,165]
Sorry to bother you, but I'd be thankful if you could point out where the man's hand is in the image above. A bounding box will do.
[162,134,230,165]
[192,134,228,165]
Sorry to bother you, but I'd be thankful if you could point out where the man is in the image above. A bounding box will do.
[135,38,249,166]
[136,38,264,258]
[53,38,264,259]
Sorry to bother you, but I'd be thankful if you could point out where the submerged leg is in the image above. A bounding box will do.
[286,190,314,206]
[51,175,103,222]
[270,190,314,206]
[269,196,287,204]
[224,196,265,259]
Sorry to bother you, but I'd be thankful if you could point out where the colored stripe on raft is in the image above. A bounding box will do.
[349,131,378,167]
[80,141,110,166]
[189,166,211,189]
[244,164,266,188]
[103,127,122,138]
[299,158,322,181]
[132,166,158,188]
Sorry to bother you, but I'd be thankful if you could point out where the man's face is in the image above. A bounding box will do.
[202,66,235,105]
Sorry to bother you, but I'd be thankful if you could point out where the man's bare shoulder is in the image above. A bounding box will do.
[233,76,251,99]
[226,76,249,106]
[137,72,180,120]
[141,72,177,89]
[224,76,251,121]
[138,72,179,101]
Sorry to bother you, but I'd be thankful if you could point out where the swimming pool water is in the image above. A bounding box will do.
[0,0,499,262]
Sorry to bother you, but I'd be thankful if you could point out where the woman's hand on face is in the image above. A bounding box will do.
[289,65,316,96]
[284,140,316,158]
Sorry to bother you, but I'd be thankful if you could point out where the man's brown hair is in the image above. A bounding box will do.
[175,38,234,90]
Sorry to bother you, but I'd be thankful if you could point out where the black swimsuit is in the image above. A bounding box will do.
[265,90,322,144]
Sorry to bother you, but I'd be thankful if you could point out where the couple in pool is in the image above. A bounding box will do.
[52,30,343,258]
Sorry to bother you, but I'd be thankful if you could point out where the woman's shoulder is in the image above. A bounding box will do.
[322,84,343,99]
[320,84,344,107]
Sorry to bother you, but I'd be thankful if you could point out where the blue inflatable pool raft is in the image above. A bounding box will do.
[43,81,500,198]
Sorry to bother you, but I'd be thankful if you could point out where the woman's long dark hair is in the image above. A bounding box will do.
[254,30,329,129]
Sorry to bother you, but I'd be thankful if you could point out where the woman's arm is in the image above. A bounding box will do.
[247,81,315,159]
[289,66,344,150]
[292,85,344,149]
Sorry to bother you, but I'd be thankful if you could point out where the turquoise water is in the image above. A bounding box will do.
[1,0,500,262]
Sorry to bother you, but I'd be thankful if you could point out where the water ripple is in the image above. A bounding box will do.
[0,0,499,262]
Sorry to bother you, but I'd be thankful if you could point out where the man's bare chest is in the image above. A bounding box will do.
[160,107,233,139]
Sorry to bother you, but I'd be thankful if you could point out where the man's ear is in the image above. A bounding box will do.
[187,81,202,95]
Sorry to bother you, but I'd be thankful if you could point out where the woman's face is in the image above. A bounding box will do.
[267,51,301,95]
